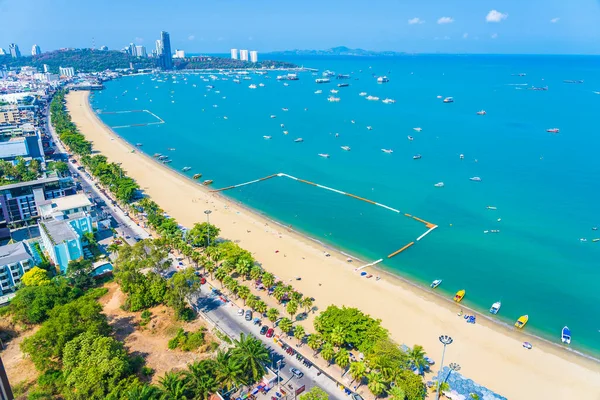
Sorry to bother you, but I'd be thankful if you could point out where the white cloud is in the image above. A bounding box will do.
[550,17,560,23]
[408,17,424,25]
[491,33,499,39]
[463,33,469,39]
[486,10,508,23]
[437,16,454,24]
[188,35,195,41]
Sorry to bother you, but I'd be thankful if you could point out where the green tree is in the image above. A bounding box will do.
[301,297,314,314]
[293,325,305,343]
[214,350,247,391]
[273,285,287,303]
[250,266,263,281]
[187,222,220,248]
[235,258,253,280]
[330,325,346,347]
[9,278,75,324]
[349,361,367,388]
[438,382,450,398]
[367,372,386,399]
[185,359,218,400]
[214,268,228,287]
[261,272,275,289]
[335,348,350,375]
[286,301,298,320]
[121,381,161,400]
[299,386,329,400]
[395,369,426,400]
[67,259,95,290]
[253,300,267,314]
[307,334,323,356]
[266,308,279,324]
[237,285,251,305]
[62,332,130,399]
[21,266,51,286]
[230,333,270,383]
[407,345,427,372]
[278,317,293,336]
[320,342,335,366]
[158,371,189,400]
[165,268,201,320]
[388,385,406,400]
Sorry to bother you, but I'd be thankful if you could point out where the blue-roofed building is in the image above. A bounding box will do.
[38,218,83,273]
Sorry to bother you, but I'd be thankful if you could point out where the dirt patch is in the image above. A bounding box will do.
[0,320,39,389]
[100,282,220,382]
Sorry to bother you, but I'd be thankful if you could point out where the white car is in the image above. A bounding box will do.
[237,309,244,316]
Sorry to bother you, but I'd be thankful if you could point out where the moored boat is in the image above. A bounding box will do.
[413,154,422,160]
[193,173,202,180]
[318,153,330,158]
[434,182,444,188]
[561,326,571,344]
[381,149,393,154]
[469,176,482,182]
[430,279,442,289]
[136,143,143,147]
[515,315,529,329]
[202,180,213,186]
[453,290,465,302]
[182,167,192,172]
[377,76,389,83]
[341,146,351,151]
[443,97,454,103]
[489,301,502,315]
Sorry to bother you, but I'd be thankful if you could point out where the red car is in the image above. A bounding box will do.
[200,277,207,285]
[266,328,274,338]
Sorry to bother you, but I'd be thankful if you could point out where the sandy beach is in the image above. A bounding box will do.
[67,90,600,400]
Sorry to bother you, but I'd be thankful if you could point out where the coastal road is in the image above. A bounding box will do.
[193,288,348,400]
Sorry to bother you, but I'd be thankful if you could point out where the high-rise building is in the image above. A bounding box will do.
[43,64,49,73]
[174,49,185,59]
[9,44,20,58]
[31,44,41,56]
[59,66,75,77]
[0,49,5,56]
[239,49,249,61]
[159,31,173,70]
[99,45,108,51]
[128,43,135,56]
[135,45,147,57]
[231,49,238,60]
[249,50,258,63]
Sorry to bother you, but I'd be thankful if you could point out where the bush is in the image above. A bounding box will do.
[168,327,206,352]
[168,328,185,350]
[141,366,154,377]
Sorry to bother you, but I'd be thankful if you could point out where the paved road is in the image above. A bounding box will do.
[193,287,348,400]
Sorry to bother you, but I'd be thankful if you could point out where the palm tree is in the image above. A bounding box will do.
[246,295,258,310]
[388,385,406,400]
[438,382,451,398]
[124,383,161,400]
[206,245,223,262]
[250,266,263,281]
[407,344,427,372]
[335,348,350,375]
[221,261,234,275]
[330,325,346,348]
[321,342,335,366]
[215,350,247,392]
[230,333,270,383]
[272,284,287,303]
[366,372,386,399]
[107,242,120,255]
[301,297,314,314]
[159,372,189,400]
[237,286,251,305]
[214,268,228,287]
[262,272,275,289]
[290,291,302,303]
[266,307,279,324]
[286,300,298,320]
[185,360,218,400]
[235,258,252,280]
[278,317,293,336]
[253,300,267,314]
[349,361,367,389]
[293,325,305,344]
[307,334,323,356]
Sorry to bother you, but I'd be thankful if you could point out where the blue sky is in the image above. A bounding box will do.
[1,0,599,54]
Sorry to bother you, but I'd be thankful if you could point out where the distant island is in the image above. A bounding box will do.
[269,46,406,57]
[0,49,297,73]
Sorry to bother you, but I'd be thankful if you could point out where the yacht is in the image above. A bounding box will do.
[476,110,487,115]
[294,138,304,143]
[469,177,482,182]
[359,92,368,96]
[249,84,257,89]
[546,128,560,133]
[337,83,350,87]
[136,143,143,147]
[443,97,454,103]
[318,153,330,158]
[367,126,373,130]
[282,108,289,111]
[561,326,571,344]
[366,95,380,101]
[382,98,396,104]
[413,154,422,160]
[341,146,351,151]
[407,136,414,141]
[270,115,276,119]
[315,78,330,84]
[434,182,444,188]
[328,96,341,102]
[263,135,272,139]
[330,89,339,94]
[459,154,465,159]
[315,90,323,94]
[413,127,423,132]
[377,76,390,83]
[489,301,502,315]
[382,149,393,154]
[430,279,442,289]
[182,167,192,172]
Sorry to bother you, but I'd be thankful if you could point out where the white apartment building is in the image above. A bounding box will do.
[249,50,258,63]
[239,49,249,61]
[231,48,238,60]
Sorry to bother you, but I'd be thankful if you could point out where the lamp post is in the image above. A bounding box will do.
[436,335,453,400]
[445,362,460,384]
[204,210,212,247]
[276,359,282,390]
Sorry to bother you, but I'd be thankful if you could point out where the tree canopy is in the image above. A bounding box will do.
[21,267,51,287]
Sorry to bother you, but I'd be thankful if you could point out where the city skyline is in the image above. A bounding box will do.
[0,0,599,55]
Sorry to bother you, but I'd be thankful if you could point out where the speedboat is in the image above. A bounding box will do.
[270,115,276,119]
[407,135,414,141]
[366,95,380,101]
[469,177,482,182]
[434,182,444,188]
[367,126,373,130]
[283,131,289,135]
[430,279,442,289]
[489,301,502,315]
[476,110,486,115]
[459,154,465,159]
[341,146,351,151]
[443,97,454,103]
[294,138,304,143]
[259,83,265,87]
[314,90,323,94]
[515,315,529,329]
[359,92,367,96]
[327,96,341,102]
[202,180,214,186]
[249,84,257,89]
[523,342,533,350]
[546,128,560,133]
[413,154,422,160]
[282,108,289,111]
[318,153,330,158]
[453,290,465,302]
[413,127,422,132]
[381,149,393,154]
[136,143,143,147]
[382,98,396,104]
[337,83,349,87]
[330,89,339,94]
[377,76,389,83]
[263,135,272,139]
[193,173,202,179]
[182,167,192,172]
[561,326,571,344]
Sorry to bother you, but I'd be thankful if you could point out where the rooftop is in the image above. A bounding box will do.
[0,241,33,265]
[0,176,59,192]
[40,219,78,244]
[46,193,91,213]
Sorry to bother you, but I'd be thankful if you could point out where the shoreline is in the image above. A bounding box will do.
[69,90,600,399]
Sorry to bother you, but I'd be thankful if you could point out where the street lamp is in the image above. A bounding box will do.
[204,210,212,247]
[446,362,460,382]
[275,359,282,389]
[436,335,454,400]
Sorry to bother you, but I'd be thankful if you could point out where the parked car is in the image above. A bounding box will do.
[237,309,244,316]
[245,310,253,321]
[266,328,274,338]
[424,356,435,365]
[289,367,303,379]
[260,326,269,335]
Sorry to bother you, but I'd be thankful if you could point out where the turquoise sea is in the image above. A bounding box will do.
[90,55,600,358]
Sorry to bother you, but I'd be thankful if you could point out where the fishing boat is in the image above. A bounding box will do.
[469,177,482,182]
[182,167,192,172]
[443,97,454,103]
[561,326,571,344]
[546,128,560,133]
[294,138,304,143]
[318,153,330,158]
[381,149,393,154]
[407,135,414,141]
[341,146,351,151]
[434,182,444,188]
[202,180,213,186]
[162,160,172,164]
[453,290,465,302]
[476,110,487,115]
[489,301,502,315]
[430,279,442,289]
[136,143,143,147]
[263,136,272,139]
[515,315,529,329]
[192,173,202,179]
[413,154,422,160]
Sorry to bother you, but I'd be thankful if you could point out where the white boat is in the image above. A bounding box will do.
[476,110,487,115]
[182,167,192,172]
[327,96,341,102]
[377,76,390,83]
[283,131,289,135]
[413,127,422,132]
[330,89,339,94]
[443,97,454,103]
[366,95,380,101]
[270,115,276,119]
[341,146,351,151]
[259,83,265,87]
[294,138,304,142]
[381,149,393,154]
[382,98,396,104]
[489,301,502,315]
[407,136,414,141]
[318,153,330,158]
[359,92,367,96]
[413,154,422,160]
[561,326,571,344]
[436,95,443,99]
[315,90,323,94]
[459,154,465,159]
[366,126,373,130]
[486,206,497,210]
[282,108,289,111]
[315,78,330,83]
[263,136,272,139]
[430,279,442,289]
[283,83,289,86]
[469,177,482,182]
[280,124,285,128]
[434,182,444,188]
